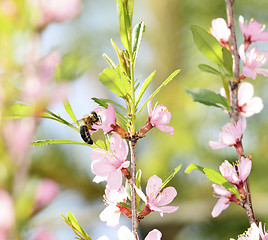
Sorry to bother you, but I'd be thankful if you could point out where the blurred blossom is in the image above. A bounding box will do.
[92,104,116,134]
[23,52,68,113]
[210,18,231,47]
[209,118,246,150]
[239,45,268,80]
[35,179,59,209]
[136,175,178,217]
[91,134,129,190]
[3,118,35,163]
[33,0,82,27]
[0,189,15,237]
[99,186,128,227]
[31,229,56,240]
[0,0,17,16]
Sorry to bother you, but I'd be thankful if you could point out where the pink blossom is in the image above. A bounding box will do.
[91,134,129,190]
[136,175,179,217]
[117,226,162,240]
[144,229,162,240]
[211,184,232,217]
[97,226,162,240]
[147,99,174,136]
[210,18,231,47]
[92,104,117,134]
[35,0,82,26]
[237,82,263,117]
[230,222,268,240]
[239,45,268,80]
[35,179,59,209]
[220,82,263,117]
[209,118,246,150]
[0,189,14,238]
[239,16,268,43]
[99,186,128,227]
[219,157,252,185]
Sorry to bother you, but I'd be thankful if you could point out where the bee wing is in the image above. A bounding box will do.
[72,119,83,127]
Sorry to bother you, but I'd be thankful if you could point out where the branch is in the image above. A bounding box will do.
[129,140,139,239]
[225,0,239,123]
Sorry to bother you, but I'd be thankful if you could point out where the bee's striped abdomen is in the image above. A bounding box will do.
[80,125,93,145]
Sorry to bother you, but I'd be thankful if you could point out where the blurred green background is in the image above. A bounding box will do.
[2,0,268,239]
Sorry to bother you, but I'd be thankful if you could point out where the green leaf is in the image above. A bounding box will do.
[116,0,132,53]
[7,104,32,118]
[32,140,89,147]
[203,168,240,198]
[103,53,116,70]
[191,25,224,66]
[136,71,156,107]
[63,99,78,126]
[222,47,233,75]
[186,88,229,109]
[119,202,132,210]
[198,64,222,76]
[161,164,182,190]
[137,69,180,117]
[132,21,145,62]
[65,212,92,240]
[99,67,130,98]
[111,39,128,72]
[185,163,204,174]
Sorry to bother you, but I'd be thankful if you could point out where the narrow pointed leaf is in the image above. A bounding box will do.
[203,168,239,198]
[63,99,78,126]
[185,163,204,173]
[191,25,224,66]
[116,0,131,52]
[161,164,182,190]
[132,21,145,62]
[103,53,116,70]
[198,64,222,76]
[136,71,156,107]
[186,88,229,109]
[32,140,89,146]
[137,69,180,116]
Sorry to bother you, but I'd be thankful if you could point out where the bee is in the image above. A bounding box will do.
[79,111,101,145]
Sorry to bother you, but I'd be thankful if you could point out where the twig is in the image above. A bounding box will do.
[225,0,256,225]
[130,140,139,239]
[225,0,239,123]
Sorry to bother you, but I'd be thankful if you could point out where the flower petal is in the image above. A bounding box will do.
[211,197,230,217]
[238,82,254,106]
[145,229,162,240]
[155,187,177,206]
[146,175,162,201]
[238,157,252,182]
[107,171,123,190]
